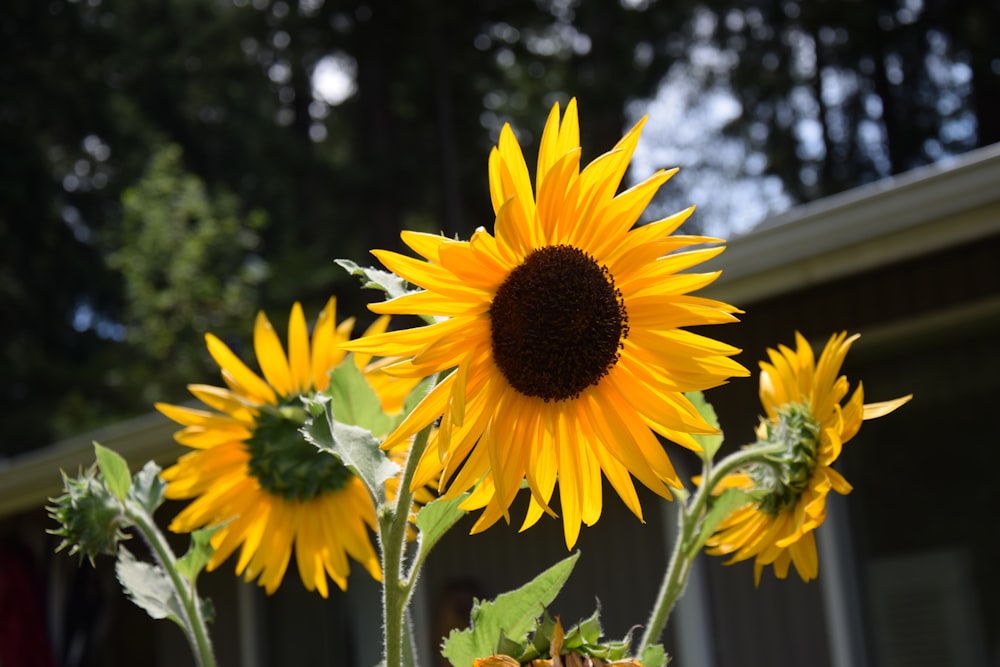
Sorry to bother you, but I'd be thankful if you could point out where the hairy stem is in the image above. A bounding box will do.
[129,504,217,667]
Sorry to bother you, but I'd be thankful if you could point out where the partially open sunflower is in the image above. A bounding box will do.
[705,332,911,583]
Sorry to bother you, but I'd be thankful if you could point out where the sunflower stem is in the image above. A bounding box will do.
[380,405,436,667]
[127,503,217,667]
[637,441,786,655]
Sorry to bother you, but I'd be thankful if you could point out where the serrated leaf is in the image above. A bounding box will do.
[131,461,167,514]
[441,552,579,667]
[335,259,412,300]
[495,631,525,659]
[115,546,185,628]
[640,643,670,667]
[325,358,398,437]
[693,488,754,554]
[565,608,602,649]
[521,611,558,662]
[686,392,724,462]
[94,442,131,502]
[601,638,634,662]
[176,525,223,586]
[415,494,468,559]
[302,395,399,502]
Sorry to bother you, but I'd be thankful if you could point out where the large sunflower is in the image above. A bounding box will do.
[704,332,911,584]
[157,299,412,597]
[345,99,749,548]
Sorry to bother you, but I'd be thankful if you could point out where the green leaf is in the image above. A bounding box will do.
[693,487,754,554]
[175,525,223,586]
[640,643,670,667]
[335,259,412,301]
[302,394,399,502]
[131,461,167,514]
[441,552,580,667]
[495,632,525,659]
[686,392,724,462]
[511,610,554,662]
[563,608,602,650]
[115,546,185,628]
[414,494,468,562]
[94,442,131,502]
[324,357,398,437]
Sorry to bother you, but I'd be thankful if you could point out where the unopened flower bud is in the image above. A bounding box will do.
[47,465,130,565]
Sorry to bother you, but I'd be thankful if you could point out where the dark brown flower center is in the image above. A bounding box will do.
[489,245,628,402]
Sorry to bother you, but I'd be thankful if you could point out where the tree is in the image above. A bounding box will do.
[695,0,995,203]
[1,0,689,453]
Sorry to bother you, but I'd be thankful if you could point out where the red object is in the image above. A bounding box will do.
[0,543,54,667]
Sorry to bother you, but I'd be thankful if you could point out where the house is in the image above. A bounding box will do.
[2,142,998,667]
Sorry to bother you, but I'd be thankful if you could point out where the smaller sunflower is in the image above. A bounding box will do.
[704,332,911,584]
[157,299,418,597]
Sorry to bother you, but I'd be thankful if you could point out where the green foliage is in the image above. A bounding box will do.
[694,488,755,555]
[640,643,670,667]
[322,356,400,438]
[132,461,168,515]
[509,609,637,664]
[176,525,225,588]
[47,464,131,565]
[51,446,217,664]
[302,394,400,503]
[686,391,724,463]
[336,259,414,302]
[440,553,667,667]
[413,494,469,564]
[116,545,188,629]
[106,143,268,400]
[441,552,579,667]
[301,357,431,502]
[94,441,131,502]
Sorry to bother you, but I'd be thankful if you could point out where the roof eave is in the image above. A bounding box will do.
[701,142,1000,305]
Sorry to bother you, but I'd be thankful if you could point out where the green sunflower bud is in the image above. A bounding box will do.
[748,403,821,515]
[47,465,130,565]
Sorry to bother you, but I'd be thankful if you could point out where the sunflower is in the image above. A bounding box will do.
[157,298,415,597]
[345,98,749,548]
[704,331,912,584]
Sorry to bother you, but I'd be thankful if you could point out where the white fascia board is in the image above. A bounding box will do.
[701,142,1000,305]
[0,411,183,518]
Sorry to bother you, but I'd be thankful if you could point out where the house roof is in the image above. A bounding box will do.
[0,411,182,518]
[5,142,1000,519]
[701,142,1000,306]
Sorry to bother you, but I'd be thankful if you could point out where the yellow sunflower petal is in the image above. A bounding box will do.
[287,302,311,394]
[205,333,277,405]
[311,297,339,390]
[253,311,293,398]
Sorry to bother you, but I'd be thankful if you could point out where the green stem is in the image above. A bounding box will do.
[381,418,436,667]
[128,504,217,667]
[638,499,695,657]
[637,442,785,655]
